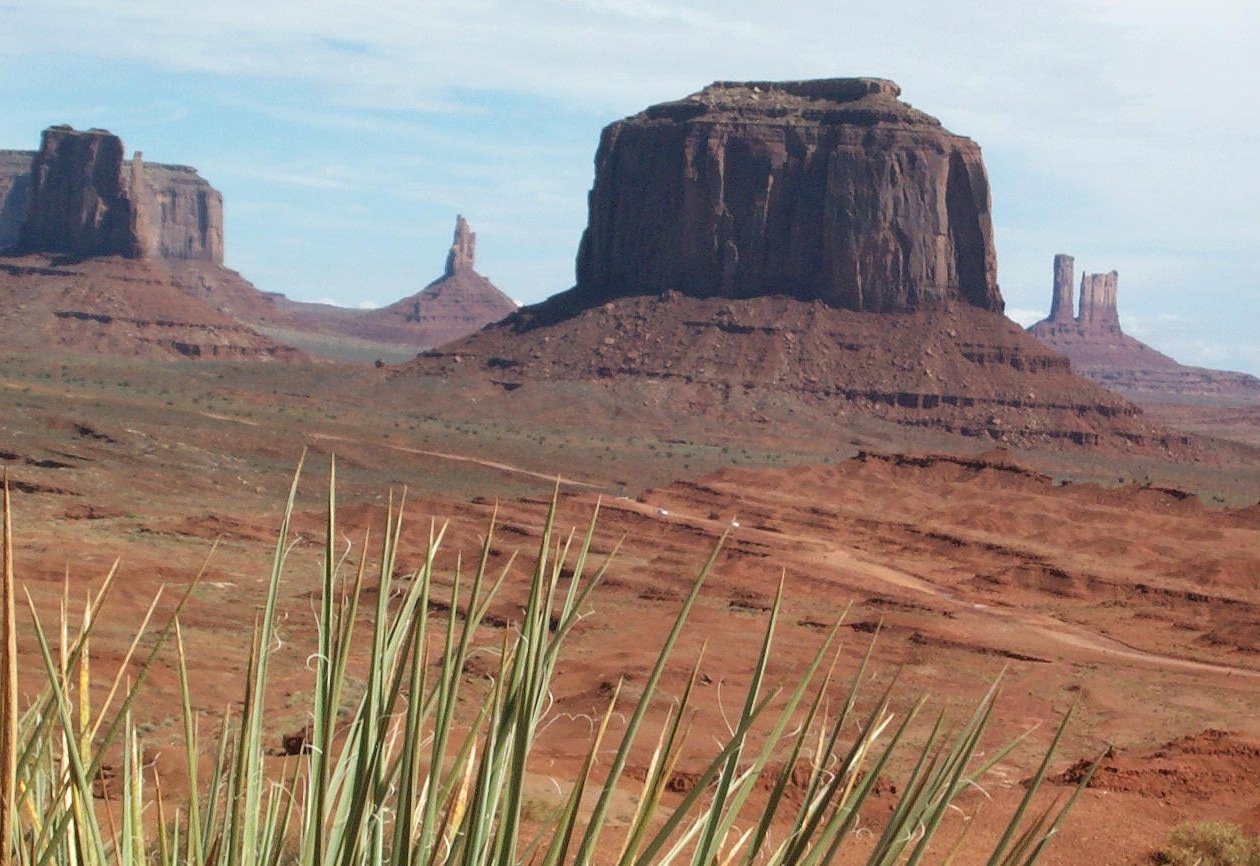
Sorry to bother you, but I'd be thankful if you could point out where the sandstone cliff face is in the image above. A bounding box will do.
[142,161,224,263]
[17,126,150,258]
[0,127,224,263]
[0,151,34,249]
[575,78,1001,314]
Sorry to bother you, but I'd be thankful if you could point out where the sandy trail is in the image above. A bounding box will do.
[309,431,609,490]
[605,498,1260,682]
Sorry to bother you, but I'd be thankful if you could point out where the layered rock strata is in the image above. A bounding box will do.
[574,78,1001,314]
[403,292,1173,449]
[1028,256,1260,401]
[0,127,223,263]
[0,255,300,360]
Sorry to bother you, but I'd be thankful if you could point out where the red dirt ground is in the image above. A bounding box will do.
[3,349,1260,864]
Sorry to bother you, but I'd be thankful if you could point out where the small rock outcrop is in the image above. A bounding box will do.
[574,78,1001,314]
[0,126,224,263]
[1028,255,1260,401]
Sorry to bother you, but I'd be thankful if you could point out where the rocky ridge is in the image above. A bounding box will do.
[402,291,1173,449]
[1028,255,1260,402]
[0,255,300,360]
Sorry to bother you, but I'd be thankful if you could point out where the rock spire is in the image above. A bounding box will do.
[444,215,476,277]
[1078,270,1119,328]
[1048,253,1075,323]
[1031,255,1121,333]
[1028,254,1260,399]
[573,78,1002,314]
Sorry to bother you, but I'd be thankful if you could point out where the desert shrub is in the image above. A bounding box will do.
[1157,821,1260,866]
[0,459,1092,865]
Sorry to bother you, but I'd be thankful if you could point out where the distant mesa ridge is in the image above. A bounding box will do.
[1027,255,1260,400]
[0,126,298,361]
[0,125,223,263]
[571,77,1001,316]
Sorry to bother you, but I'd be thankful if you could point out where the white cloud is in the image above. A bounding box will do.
[1005,308,1046,328]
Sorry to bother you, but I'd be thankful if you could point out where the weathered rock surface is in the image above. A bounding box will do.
[445,214,476,276]
[0,151,34,249]
[1028,256,1260,402]
[15,126,151,259]
[1048,253,1075,324]
[574,78,1001,314]
[0,127,223,263]
[0,126,302,360]
[401,291,1180,450]
[141,161,224,263]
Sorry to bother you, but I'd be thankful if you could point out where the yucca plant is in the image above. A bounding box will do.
[0,459,1095,866]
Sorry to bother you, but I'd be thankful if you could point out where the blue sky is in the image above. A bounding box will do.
[2,1,1258,373]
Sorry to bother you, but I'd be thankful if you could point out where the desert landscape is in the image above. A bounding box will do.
[3,72,1260,866]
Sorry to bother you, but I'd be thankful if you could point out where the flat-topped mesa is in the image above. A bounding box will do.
[575,77,1001,314]
[1,126,224,263]
[444,214,476,276]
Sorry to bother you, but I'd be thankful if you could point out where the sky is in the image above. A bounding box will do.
[1,1,1258,373]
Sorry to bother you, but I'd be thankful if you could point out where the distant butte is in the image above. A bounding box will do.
[396,79,1179,451]
[1,126,223,263]
[1027,255,1260,402]
[0,125,299,360]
